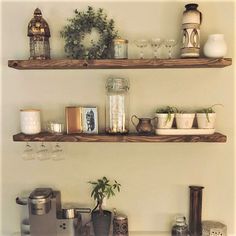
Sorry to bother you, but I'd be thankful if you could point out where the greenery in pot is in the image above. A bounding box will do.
[196,104,223,122]
[89,176,121,236]
[89,176,121,214]
[156,106,178,122]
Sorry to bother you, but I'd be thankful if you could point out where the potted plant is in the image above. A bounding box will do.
[196,104,222,129]
[89,176,121,236]
[155,106,178,129]
[175,110,195,129]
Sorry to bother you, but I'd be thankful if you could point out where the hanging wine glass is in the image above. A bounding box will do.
[150,38,163,59]
[36,142,50,161]
[21,142,35,160]
[134,39,148,59]
[164,39,177,59]
[51,142,65,161]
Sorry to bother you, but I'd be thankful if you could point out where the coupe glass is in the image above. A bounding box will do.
[134,39,148,59]
[51,143,65,161]
[21,142,35,160]
[164,39,177,59]
[150,38,163,59]
[36,142,50,161]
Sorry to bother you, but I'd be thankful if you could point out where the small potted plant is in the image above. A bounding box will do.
[196,104,222,129]
[89,176,121,236]
[155,106,178,129]
[175,110,195,129]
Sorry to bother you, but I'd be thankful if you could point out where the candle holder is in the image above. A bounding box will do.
[28,8,51,60]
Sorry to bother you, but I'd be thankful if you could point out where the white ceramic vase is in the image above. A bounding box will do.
[196,113,216,129]
[176,113,195,129]
[203,34,227,58]
[155,113,175,129]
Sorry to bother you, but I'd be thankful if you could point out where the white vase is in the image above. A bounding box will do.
[196,113,216,129]
[203,34,227,58]
[155,113,175,129]
[176,113,195,129]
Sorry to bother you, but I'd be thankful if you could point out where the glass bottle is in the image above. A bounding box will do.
[105,76,130,134]
[171,215,189,236]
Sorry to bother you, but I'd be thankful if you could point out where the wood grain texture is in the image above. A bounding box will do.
[13,132,227,143]
[8,58,232,70]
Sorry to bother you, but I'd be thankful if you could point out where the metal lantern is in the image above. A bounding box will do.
[28,8,50,60]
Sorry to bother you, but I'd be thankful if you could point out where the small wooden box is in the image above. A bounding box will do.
[65,107,82,134]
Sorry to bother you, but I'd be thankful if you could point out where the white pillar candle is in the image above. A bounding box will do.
[20,109,41,135]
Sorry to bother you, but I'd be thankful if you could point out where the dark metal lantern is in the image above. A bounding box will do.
[28,8,51,60]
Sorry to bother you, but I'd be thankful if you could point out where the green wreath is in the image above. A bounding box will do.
[60,6,118,59]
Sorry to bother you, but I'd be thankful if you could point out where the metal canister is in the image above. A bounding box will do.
[113,214,129,236]
[112,38,128,59]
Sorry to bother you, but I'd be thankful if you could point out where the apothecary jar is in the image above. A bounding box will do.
[105,76,130,134]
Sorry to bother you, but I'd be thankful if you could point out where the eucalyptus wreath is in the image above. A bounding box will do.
[60,6,118,59]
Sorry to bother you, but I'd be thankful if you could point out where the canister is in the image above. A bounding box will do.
[113,214,129,236]
[20,109,41,135]
[112,38,128,59]
[105,76,130,134]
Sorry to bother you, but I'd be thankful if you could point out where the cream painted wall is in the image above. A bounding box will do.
[1,0,235,235]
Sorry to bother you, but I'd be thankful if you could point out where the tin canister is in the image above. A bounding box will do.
[113,214,129,236]
[112,38,128,59]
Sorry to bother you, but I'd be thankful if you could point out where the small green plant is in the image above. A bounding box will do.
[89,176,121,214]
[197,104,223,122]
[156,106,178,122]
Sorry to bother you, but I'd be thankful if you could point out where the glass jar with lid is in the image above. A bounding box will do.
[105,76,130,134]
[171,215,189,236]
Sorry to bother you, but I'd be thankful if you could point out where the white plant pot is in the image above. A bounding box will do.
[176,113,195,129]
[155,113,175,129]
[196,113,216,129]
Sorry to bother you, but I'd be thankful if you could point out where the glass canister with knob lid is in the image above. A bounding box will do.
[171,215,189,236]
[105,76,130,134]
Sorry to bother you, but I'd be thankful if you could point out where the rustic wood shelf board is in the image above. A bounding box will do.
[8,58,232,70]
[13,132,227,143]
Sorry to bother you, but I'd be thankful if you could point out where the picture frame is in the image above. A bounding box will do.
[82,107,98,134]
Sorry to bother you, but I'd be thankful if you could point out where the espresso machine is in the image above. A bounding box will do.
[25,187,90,236]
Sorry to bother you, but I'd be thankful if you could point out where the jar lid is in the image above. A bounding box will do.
[175,215,186,226]
[106,76,129,92]
[114,214,127,220]
[113,37,128,43]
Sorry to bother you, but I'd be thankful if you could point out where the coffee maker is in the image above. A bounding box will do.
[27,188,90,236]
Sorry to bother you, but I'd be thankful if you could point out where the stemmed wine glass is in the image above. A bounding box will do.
[36,142,50,161]
[134,39,148,59]
[51,142,65,161]
[21,142,35,160]
[150,38,163,59]
[164,39,177,59]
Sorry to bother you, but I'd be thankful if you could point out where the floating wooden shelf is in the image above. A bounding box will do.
[8,58,232,70]
[13,132,227,143]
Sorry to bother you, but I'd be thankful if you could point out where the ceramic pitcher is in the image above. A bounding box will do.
[203,34,227,58]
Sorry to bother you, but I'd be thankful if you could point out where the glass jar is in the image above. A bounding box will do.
[105,76,130,134]
[171,215,189,236]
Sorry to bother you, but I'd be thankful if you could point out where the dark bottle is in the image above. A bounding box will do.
[189,186,204,236]
[171,215,189,236]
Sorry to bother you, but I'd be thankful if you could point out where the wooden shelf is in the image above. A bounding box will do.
[8,58,232,70]
[13,132,227,143]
